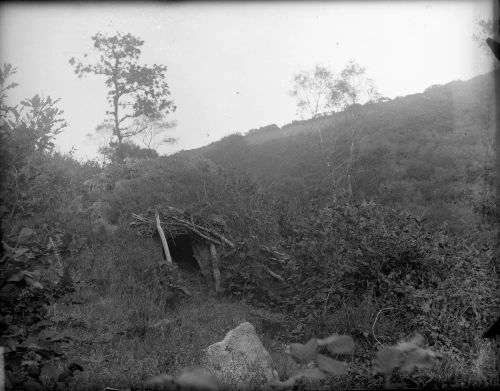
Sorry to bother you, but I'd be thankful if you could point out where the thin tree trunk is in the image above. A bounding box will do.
[314,119,327,170]
[346,130,355,198]
[112,57,120,138]
[112,55,125,163]
[315,118,339,199]
[346,112,357,199]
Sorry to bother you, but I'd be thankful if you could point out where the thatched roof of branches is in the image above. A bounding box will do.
[130,206,235,248]
[131,206,289,285]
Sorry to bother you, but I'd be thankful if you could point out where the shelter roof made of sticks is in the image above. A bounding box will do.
[130,205,234,248]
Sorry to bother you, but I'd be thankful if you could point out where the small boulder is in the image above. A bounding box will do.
[203,322,277,389]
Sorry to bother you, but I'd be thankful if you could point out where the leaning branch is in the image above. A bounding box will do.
[131,213,148,223]
[168,216,224,246]
[262,265,285,282]
[121,124,148,138]
[155,211,172,265]
[118,114,134,124]
[193,224,235,248]
[165,207,235,247]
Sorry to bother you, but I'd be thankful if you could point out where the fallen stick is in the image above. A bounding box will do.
[262,265,285,282]
[131,213,150,223]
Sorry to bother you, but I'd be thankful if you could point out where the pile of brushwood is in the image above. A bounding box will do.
[130,205,234,248]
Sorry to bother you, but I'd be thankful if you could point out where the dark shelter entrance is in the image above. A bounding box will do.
[134,209,228,292]
[166,234,201,272]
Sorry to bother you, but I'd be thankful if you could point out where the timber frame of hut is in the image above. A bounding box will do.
[130,206,235,292]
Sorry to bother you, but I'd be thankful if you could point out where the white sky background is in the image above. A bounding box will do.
[0,1,494,161]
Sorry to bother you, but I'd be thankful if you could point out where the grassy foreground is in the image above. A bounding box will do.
[42,225,498,390]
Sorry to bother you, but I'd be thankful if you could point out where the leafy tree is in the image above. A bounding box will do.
[332,60,380,196]
[1,63,67,168]
[290,60,380,198]
[331,60,380,110]
[0,63,19,180]
[17,95,67,152]
[0,63,19,127]
[289,65,336,184]
[289,65,335,120]
[0,63,80,222]
[133,113,177,150]
[69,32,176,162]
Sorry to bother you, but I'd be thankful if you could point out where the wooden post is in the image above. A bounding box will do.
[209,243,221,293]
[155,211,172,265]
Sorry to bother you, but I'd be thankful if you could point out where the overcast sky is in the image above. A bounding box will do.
[0,1,494,161]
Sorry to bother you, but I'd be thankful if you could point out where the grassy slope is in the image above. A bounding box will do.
[182,71,496,231]
[49,228,291,390]
[43,219,497,390]
[3,72,498,390]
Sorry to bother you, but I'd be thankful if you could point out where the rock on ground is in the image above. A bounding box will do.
[203,322,277,389]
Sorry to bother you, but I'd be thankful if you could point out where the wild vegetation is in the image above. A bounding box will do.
[200,70,497,234]
[1,30,498,390]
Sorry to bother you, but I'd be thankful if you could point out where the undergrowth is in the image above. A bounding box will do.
[1,139,498,389]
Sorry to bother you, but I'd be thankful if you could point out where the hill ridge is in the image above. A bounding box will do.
[179,70,495,158]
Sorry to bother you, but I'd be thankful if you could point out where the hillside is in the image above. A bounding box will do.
[185,71,495,150]
[2,65,498,390]
[182,71,497,230]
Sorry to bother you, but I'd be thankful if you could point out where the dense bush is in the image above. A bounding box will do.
[101,155,281,242]
[1,63,100,230]
[0,63,104,390]
[2,152,99,222]
[223,196,498,353]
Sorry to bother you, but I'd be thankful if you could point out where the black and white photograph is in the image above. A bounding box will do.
[0,1,499,390]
